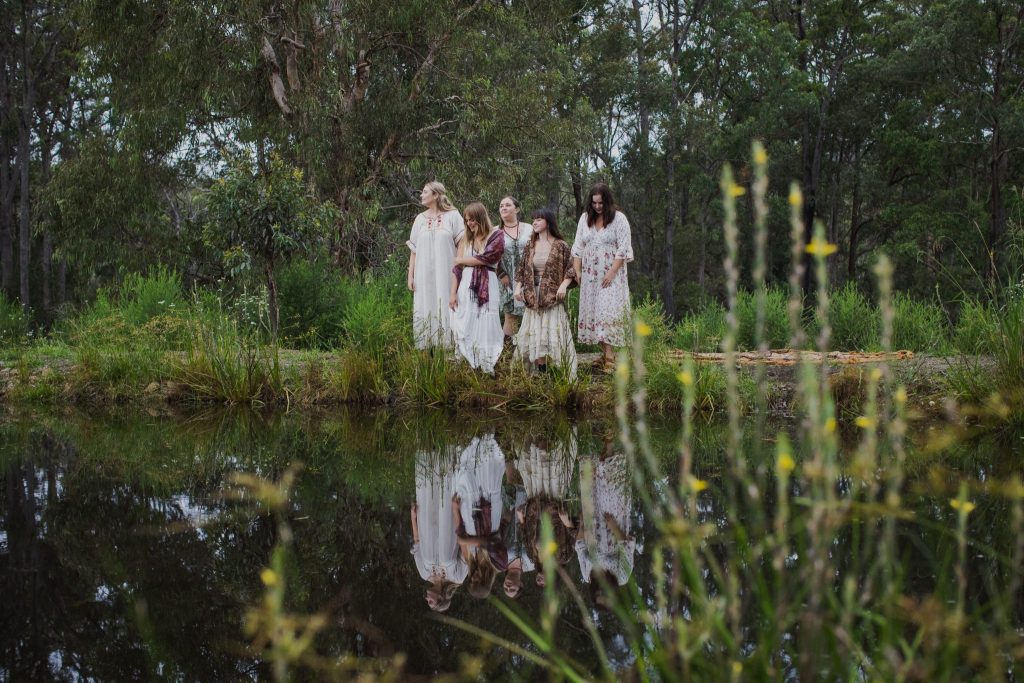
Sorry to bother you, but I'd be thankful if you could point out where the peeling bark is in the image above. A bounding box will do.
[261,37,291,115]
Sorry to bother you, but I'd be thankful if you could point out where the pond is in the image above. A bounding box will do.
[1,407,1021,680]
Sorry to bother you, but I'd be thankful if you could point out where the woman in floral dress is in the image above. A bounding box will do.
[571,183,634,371]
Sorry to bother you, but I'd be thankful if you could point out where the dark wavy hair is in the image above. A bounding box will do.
[585,182,617,227]
[530,208,564,244]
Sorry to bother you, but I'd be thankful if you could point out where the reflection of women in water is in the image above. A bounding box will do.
[410,449,466,612]
[576,439,637,590]
[518,434,579,587]
[453,434,509,599]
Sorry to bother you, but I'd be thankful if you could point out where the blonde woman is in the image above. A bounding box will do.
[449,202,505,374]
[407,181,465,349]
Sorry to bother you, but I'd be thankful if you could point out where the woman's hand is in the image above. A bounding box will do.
[449,294,458,311]
[601,269,616,288]
[407,271,416,292]
[501,275,511,288]
[556,282,569,302]
[514,286,524,302]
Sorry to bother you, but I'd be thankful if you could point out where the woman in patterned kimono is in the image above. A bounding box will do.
[407,181,465,349]
[571,183,634,372]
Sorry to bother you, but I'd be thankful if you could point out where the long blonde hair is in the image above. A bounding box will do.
[463,202,494,250]
[424,180,455,212]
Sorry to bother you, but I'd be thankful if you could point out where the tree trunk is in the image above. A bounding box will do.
[0,54,14,299]
[18,6,33,310]
[848,156,861,282]
[265,261,280,340]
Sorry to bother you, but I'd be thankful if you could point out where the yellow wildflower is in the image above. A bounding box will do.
[732,661,743,675]
[690,478,709,492]
[950,499,976,514]
[895,387,907,404]
[871,368,882,381]
[805,237,838,257]
[824,417,837,434]
[678,370,694,386]
[728,183,746,198]
[788,188,802,206]
[543,540,558,560]
[636,321,653,337]
[616,362,629,379]
[778,453,796,473]
[754,148,768,165]
[260,568,280,587]
[855,416,875,429]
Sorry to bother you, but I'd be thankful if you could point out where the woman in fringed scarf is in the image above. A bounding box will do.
[449,202,505,374]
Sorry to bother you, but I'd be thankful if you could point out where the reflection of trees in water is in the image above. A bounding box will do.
[5,409,1001,678]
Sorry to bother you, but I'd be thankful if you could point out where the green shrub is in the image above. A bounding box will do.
[953,299,999,355]
[118,265,185,327]
[341,265,410,360]
[674,300,726,352]
[736,287,790,350]
[0,292,30,346]
[892,294,949,352]
[828,283,880,351]
[277,260,354,349]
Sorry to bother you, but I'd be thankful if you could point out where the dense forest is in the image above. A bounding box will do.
[2,0,1022,321]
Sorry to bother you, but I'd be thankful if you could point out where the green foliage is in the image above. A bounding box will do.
[828,283,880,351]
[954,299,1000,355]
[674,300,727,352]
[736,287,790,350]
[0,293,31,346]
[892,293,950,352]
[118,265,186,327]
[276,261,352,349]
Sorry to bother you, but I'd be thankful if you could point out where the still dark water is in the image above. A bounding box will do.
[1,407,1021,681]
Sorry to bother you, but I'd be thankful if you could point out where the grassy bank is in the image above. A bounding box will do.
[0,248,1020,418]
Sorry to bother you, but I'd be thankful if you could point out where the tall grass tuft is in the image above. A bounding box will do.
[828,282,880,351]
[673,299,726,351]
[892,293,949,352]
[736,286,789,350]
[176,299,282,405]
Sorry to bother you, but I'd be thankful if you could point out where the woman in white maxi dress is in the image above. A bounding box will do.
[449,203,505,374]
[407,181,465,349]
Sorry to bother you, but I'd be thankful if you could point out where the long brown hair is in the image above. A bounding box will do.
[463,201,494,250]
[523,496,578,570]
[585,182,617,227]
[467,549,497,599]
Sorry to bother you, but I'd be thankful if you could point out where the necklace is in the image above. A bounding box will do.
[502,220,520,239]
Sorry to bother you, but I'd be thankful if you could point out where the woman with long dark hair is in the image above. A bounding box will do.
[512,208,578,376]
[571,183,634,371]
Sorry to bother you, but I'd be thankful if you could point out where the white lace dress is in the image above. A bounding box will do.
[411,450,468,585]
[571,212,634,346]
[408,210,465,349]
[576,454,637,586]
[450,241,504,374]
[454,434,507,535]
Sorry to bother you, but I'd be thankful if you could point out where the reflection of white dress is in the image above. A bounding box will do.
[576,454,636,586]
[450,241,504,374]
[411,450,467,584]
[519,436,578,499]
[408,210,465,349]
[455,434,506,535]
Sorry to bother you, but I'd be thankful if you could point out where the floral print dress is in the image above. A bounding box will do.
[498,223,532,317]
[570,211,634,346]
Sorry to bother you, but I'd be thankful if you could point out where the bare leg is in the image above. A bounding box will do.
[503,313,515,337]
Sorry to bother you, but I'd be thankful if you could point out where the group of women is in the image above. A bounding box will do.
[406,181,634,375]
[410,432,637,611]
